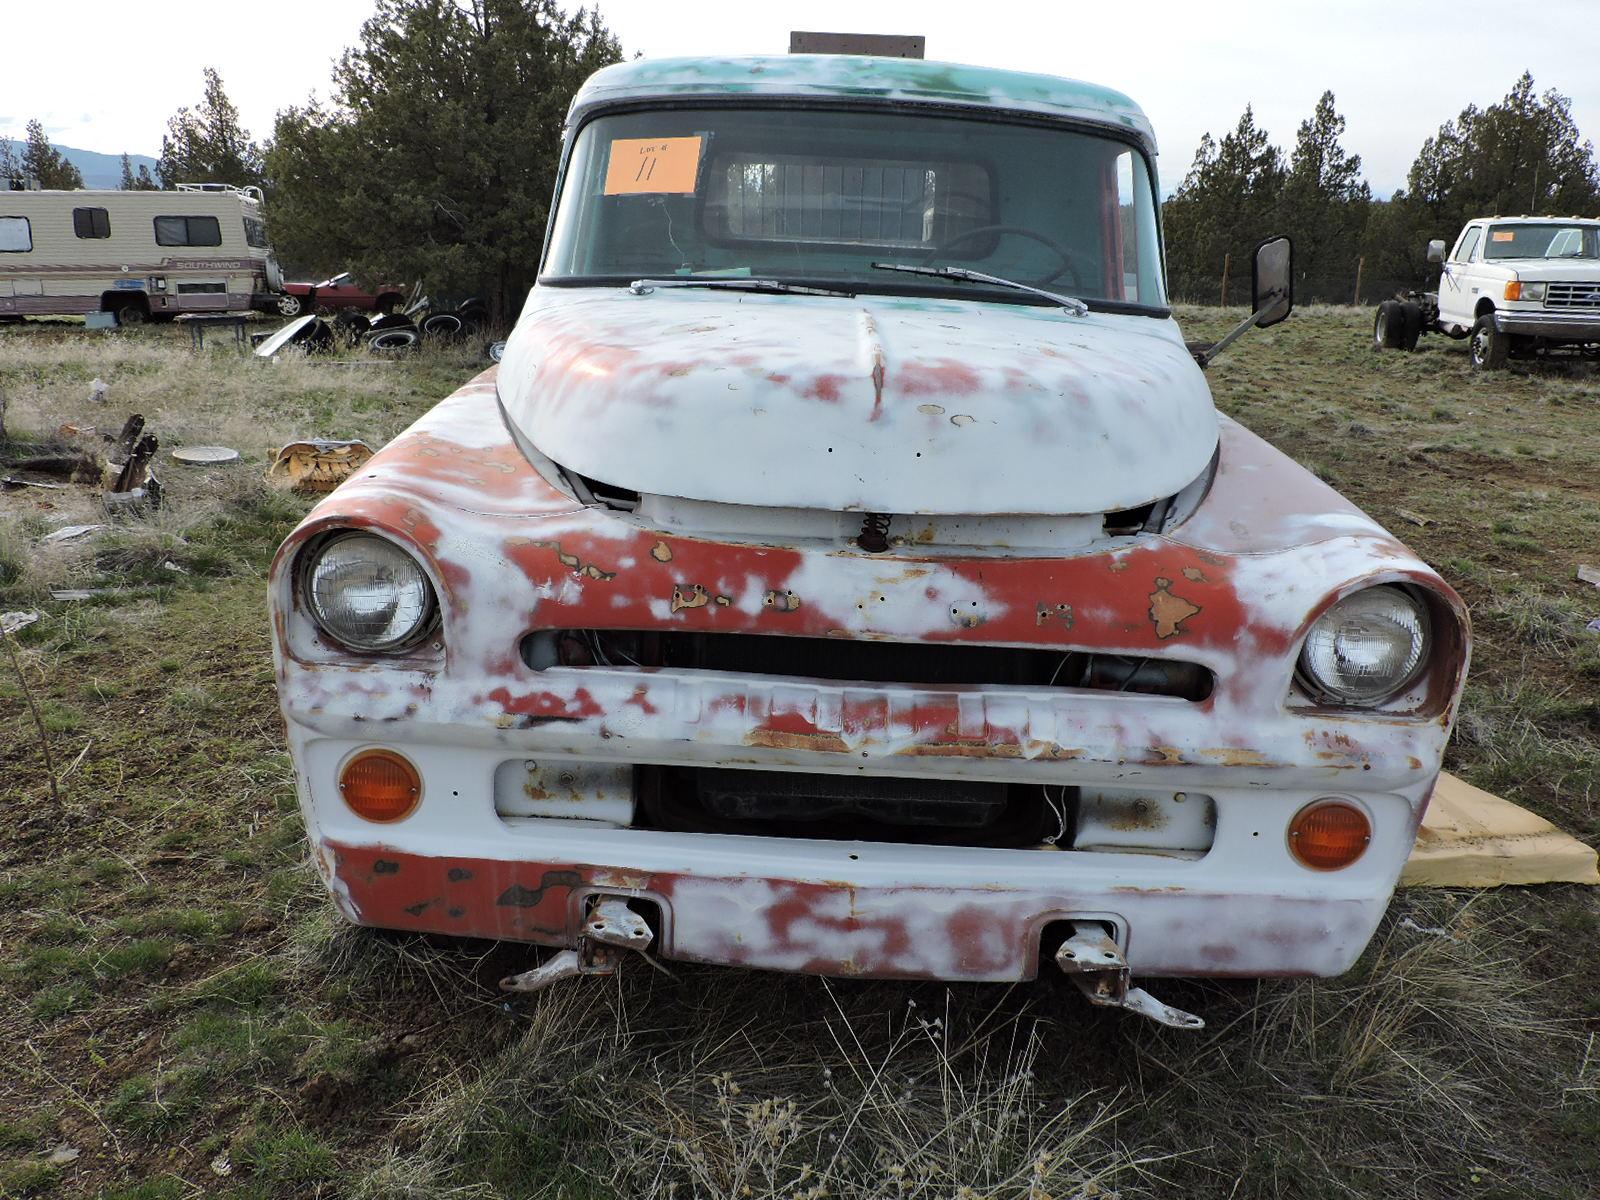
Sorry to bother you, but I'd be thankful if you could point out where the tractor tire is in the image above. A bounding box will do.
[1398,301,1423,351]
[1469,314,1508,370]
[1373,300,1404,350]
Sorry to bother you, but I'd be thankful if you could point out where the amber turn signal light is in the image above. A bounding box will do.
[339,749,422,822]
[1503,280,1522,301]
[1288,800,1371,870]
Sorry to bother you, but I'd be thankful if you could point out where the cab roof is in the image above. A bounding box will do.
[567,55,1157,153]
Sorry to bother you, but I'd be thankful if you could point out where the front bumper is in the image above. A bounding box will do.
[1495,309,1600,341]
[288,698,1436,981]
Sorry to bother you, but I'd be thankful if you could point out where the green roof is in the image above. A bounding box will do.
[568,55,1157,152]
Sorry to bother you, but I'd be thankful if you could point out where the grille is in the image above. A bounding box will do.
[1545,281,1600,309]
[638,764,1057,847]
[522,629,1214,701]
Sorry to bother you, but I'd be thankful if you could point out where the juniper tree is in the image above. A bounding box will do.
[20,119,83,189]
[265,0,623,320]
[157,68,265,189]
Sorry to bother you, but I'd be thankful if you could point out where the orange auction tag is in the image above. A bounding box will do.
[603,136,703,195]
[1491,231,1515,242]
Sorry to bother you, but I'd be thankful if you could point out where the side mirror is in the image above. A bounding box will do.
[1426,239,1446,263]
[1252,236,1293,328]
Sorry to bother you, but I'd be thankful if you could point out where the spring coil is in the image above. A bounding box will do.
[856,512,893,553]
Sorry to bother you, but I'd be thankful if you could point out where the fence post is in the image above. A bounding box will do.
[1220,253,1230,307]
[1352,257,1364,307]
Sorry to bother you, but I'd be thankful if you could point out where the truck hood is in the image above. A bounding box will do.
[1479,258,1600,282]
[496,287,1217,515]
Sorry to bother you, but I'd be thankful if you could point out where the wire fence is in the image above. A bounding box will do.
[1169,261,1430,308]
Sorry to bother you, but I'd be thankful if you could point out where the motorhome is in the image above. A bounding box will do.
[0,183,282,323]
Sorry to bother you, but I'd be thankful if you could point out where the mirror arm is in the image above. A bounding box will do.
[1192,306,1268,369]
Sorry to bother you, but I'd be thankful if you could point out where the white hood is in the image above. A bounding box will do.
[496,287,1217,516]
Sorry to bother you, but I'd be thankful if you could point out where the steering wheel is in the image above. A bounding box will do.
[920,224,1085,288]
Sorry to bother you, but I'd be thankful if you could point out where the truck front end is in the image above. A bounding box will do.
[269,56,1468,1024]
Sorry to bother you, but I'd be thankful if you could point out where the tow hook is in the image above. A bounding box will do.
[499,897,655,994]
[1054,922,1205,1030]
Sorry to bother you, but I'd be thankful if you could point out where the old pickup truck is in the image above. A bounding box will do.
[269,51,1469,1028]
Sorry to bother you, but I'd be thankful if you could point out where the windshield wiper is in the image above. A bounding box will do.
[870,262,1088,316]
[628,277,854,298]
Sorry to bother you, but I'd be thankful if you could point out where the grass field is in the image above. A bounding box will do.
[2,309,1597,1199]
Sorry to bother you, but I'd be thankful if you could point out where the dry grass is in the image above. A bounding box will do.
[2,310,1599,1199]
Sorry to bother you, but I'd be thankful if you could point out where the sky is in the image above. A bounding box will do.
[4,0,1597,198]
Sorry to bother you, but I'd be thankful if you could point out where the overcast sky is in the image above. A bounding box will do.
[5,0,1597,197]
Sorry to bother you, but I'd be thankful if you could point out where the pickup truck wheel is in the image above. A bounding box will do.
[1398,302,1423,350]
[276,294,303,317]
[1373,300,1403,349]
[1470,314,1508,370]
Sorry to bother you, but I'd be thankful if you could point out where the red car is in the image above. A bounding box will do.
[275,272,407,318]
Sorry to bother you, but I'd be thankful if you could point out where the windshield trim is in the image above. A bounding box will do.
[536,273,1173,319]
[539,96,1169,300]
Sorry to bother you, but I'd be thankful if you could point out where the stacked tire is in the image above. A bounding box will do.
[1373,299,1422,352]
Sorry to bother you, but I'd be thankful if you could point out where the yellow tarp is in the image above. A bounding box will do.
[1401,771,1600,887]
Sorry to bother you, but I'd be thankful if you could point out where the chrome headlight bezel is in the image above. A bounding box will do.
[1294,584,1432,708]
[299,530,439,654]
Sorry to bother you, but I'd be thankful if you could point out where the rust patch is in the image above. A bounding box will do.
[496,870,584,909]
[917,403,945,416]
[763,589,802,612]
[950,601,986,629]
[521,538,618,582]
[1035,602,1074,629]
[1148,577,1201,639]
[1097,797,1169,833]
[1181,566,1208,583]
[746,727,850,754]
[1200,747,1272,767]
[898,741,1025,759]
[671,583,710,612]
[714,594,731,606]
[650,540,673,562]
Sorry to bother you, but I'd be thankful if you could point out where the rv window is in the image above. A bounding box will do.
[243,217,269,249]
[73,207,111,239]
[0,216,30,252]
[176,282,226,294]
[154,215,223,247]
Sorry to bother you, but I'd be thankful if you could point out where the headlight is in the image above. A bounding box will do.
[1522,282,1546,301]
[303,532,437,652]
[1296,586,1429,706]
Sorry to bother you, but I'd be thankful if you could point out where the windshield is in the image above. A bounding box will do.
[1484,223,1600,260]
[543,105,1166,310]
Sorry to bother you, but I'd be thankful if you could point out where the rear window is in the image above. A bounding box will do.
[154,215,222,247]
[0,216,31,252]
[707,155,993,251]
[73,207,111,238]
[243,216,269,249]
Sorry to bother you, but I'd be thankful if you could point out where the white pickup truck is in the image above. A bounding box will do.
[1374,216,1600,369]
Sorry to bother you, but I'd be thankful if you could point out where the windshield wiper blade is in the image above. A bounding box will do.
[870,262,1088,316]
[628,277,854,298]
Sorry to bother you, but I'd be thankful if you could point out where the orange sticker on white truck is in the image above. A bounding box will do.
[603,136,703,195]
[1491,231,1515,241]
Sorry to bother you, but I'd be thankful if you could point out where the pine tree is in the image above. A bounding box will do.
[1162,106,1285,301]
[119,153,135,190]
[134,164,158,191]
[1281,92,1370,292]
[0,139,21,188]
[157,68,265,188]
[20,119,83,189]
[266,0,623,320]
